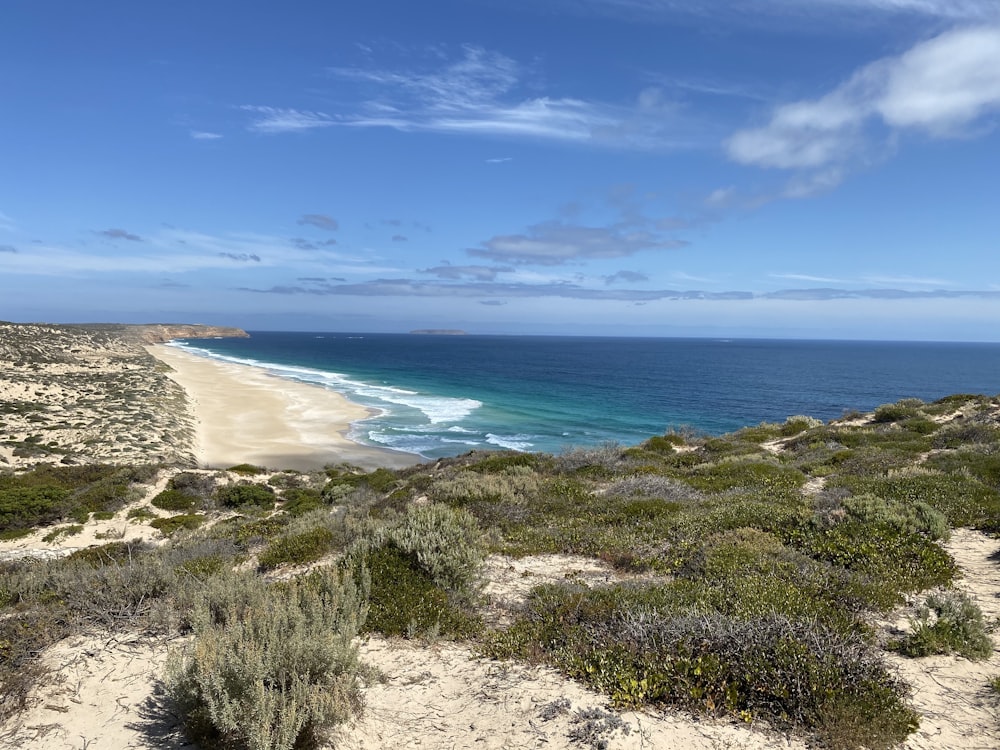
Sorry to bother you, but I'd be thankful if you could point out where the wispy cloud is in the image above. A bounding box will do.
[604,270,649,285]
[0,211,15,232]
[420,264,514,281]
[0,244,17,253]
[218,252,261,263]
[241,106,336,134]
[291,237,338,250]
[563,0,999,23]
[237,278,1000,303]
[0,228,384,277]
[486,156,513,163]
[297,213,339,231]
[771,272,846,283]
[190,130,223,140]
[325,45,707,150]
[726,24,1000,191]
[862,274,955,286]
[240,278,754,301]
[97,228,143,241]
[468,220,687,265]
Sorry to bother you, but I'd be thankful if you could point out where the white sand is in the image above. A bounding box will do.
[149,345,419,472]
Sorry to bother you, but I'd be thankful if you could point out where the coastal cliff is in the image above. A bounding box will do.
[125,323,250,344]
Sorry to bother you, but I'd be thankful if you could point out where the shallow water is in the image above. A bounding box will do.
[172,333,1000,459]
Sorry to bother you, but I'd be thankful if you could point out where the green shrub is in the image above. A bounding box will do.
[210,515,289,548]
[469,451,546,473]
[166,570,367,750]
[41,524,83,543]
[66,540,152,567]
[169,471,216,498]
[258,527,337,571]
[789,522,956,609]
[781,415,823,437]
[0,465,156,532]
[127,506,156,521]
[360,467,399,492]
[431,468,541,508]
[641,435,678,454]
[840,493,950,541]
[266,470,305,490]
[0,528,33,541]
[175,555,229,581]
[281,487,324,516]
[151,488,198,512]
[926,449,1000,487]
[380,503,485,596]
[0,486,69,531]
[834,473,1000,528]
[900,416,939,436]
[226,463,266,476]
[554,442,631,475]
[686,460,805,496]
[342,503,485,638]
[150,513,205,537]
[349,542,481,638]
[215,482,276,509]
[897,590,993,660]
[873,400,922,423]
[932,421,1000,448]
[487,583,917,749]
[735,423,783,443]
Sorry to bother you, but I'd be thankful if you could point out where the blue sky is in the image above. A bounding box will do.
[2,0,999,339]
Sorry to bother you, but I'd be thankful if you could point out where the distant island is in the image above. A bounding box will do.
[409,329,467,335]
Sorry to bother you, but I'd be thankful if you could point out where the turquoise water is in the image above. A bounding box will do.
[171,333,1000,459]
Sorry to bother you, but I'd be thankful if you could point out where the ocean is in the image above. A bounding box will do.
[170,333,1000,460]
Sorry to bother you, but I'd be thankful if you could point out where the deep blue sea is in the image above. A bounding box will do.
[171,333,1000,460]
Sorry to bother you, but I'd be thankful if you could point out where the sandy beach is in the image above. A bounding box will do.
[150,344,419,472]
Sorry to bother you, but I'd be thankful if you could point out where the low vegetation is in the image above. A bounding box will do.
[2,393,1000,748]
[166,569,367,750]
[896,590,993,660]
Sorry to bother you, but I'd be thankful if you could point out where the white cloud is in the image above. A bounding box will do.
[726,24,1000,175]
[0,211,15,232]
[190,130,223,140]
[241,106,336,134]
[877,25,1000,133]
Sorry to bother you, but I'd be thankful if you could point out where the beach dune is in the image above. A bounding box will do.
[150,344,418,471]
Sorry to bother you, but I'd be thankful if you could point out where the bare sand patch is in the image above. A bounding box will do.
[891,528,1000,750]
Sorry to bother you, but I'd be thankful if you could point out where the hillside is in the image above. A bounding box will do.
[0,324,998,750]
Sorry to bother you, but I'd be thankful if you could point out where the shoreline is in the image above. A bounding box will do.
[149,344,421,472]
